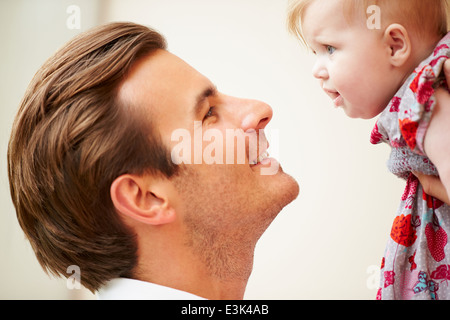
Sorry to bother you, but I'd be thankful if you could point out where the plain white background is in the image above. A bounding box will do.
[0,0,405,299]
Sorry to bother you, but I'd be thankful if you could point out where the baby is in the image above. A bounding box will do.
[288,0,450,299]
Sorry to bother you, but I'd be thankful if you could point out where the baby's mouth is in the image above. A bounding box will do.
[333,94,343,108]
[324,88,343,108]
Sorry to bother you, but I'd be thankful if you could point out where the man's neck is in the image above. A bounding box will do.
[133,231,252,300]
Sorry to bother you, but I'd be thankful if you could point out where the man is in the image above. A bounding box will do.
[8,22,299,299]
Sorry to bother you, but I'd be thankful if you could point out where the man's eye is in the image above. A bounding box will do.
[326,45,336,55]
[203,107,215,120]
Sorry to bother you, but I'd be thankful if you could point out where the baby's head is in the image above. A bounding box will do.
[288,0,449,119]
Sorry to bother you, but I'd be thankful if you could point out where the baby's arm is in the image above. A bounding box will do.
[424,86,450,201]
[414,171,450,205]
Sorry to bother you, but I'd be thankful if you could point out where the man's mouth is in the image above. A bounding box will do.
[249,151,270,166]
[247,136,280,175]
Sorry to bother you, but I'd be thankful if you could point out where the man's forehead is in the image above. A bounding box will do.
[117,49,212,113]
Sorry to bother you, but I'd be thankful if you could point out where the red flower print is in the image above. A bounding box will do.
[399,118,419,151]
[389,96,401,112]
[380,257,385,270]
[409,251,417,271]
[390,214,417,247]
[422,190,444,209]
[425,223,448,262]
[376,288,382,300]
[416,80,434,105]
[424,98,434,113]
[411,215,421,228]
[430,55,448,68]
[384,270,395,288]
[434,44,449,56]
[401,174,419,209]
[401,174,418,201]
[409,68,424,93]
[431,265,450,281]
[370,122,384,145]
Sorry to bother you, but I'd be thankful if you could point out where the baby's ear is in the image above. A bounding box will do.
[384,24,411,67]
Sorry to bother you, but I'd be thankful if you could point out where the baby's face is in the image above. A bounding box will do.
[302,0,402,119]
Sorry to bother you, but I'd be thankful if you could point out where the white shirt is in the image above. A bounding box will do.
[96,278,205,300]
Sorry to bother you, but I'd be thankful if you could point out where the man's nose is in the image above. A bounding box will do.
[238,99,273,133]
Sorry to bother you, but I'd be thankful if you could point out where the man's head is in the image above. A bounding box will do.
[8,22,172,292]
[8,22,299,294]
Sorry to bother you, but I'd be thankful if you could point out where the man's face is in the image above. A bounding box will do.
[119,49,299,279]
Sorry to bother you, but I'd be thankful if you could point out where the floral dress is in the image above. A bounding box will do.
[370,33,450,300]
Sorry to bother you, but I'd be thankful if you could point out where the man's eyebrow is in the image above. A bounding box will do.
[193,85,218,117]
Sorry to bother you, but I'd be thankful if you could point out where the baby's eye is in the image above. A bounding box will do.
[326,45,336,55]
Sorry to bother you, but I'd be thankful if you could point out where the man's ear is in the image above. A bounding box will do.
[110,174,176,225]
[384,23,411,67]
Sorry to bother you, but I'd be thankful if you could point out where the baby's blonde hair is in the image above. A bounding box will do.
[288,0,449,45]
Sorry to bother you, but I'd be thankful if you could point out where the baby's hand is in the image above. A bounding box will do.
[420,59,450,206]
[413,172,450,205]
[411,60,450,205]
[445,59,450,84]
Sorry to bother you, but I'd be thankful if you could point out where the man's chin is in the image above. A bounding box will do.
[263,170,299,217]
[280,173,300,206]
[253,174,299,241]
[264,162,300,205]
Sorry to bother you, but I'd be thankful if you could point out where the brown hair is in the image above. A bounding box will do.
[288,0,449,46]
[7,22,178,292]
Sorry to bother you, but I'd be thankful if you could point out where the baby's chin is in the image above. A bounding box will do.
[341,101,385,120]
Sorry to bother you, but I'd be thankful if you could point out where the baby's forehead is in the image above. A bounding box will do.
[342,0,448,38]
[289,0,448,48]
[302,0,366,32]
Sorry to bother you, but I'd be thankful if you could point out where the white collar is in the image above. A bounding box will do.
[96,278,206,300]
